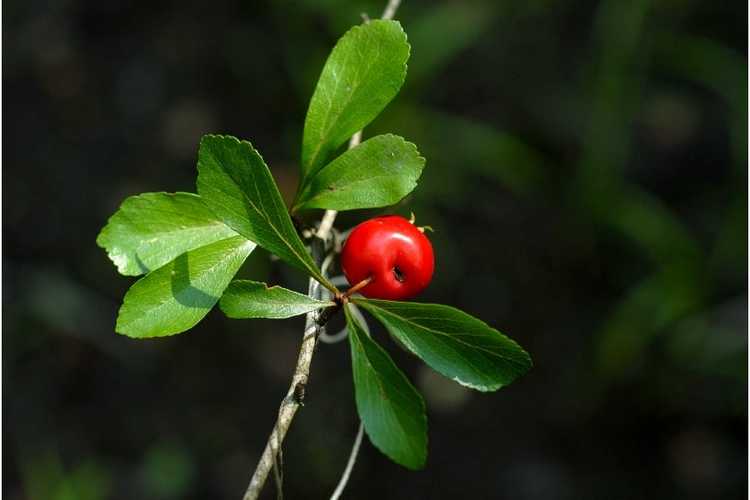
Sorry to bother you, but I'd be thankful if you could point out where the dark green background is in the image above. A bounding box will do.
[3,0,747,498]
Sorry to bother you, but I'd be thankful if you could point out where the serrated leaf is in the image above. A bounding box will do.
[293,134,425,212]
[345,304,427,470]
[219,280,333,319]
[96,192,238,276]
[300,20,410,182]
[116,236,255,338]
[355,299,532,392]
[195,135,333,290]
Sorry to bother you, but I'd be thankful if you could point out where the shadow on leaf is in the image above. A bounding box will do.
[170,253,218,309]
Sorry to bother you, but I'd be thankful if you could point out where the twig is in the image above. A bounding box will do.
[317,210,339,242]
[320,301,369,344]
[318,328,349,344]
[243,238,329,500]
[242,2,401,498]
[381,0,401,20]
[327,307,371,497]
[348,130,363,149]
[272,429,283,500]
[343,276,373,297]
[242,136,345,500]
[329,422,365,500]
[243,321,319,500]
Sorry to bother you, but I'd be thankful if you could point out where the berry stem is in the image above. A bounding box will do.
[343,276,373,298]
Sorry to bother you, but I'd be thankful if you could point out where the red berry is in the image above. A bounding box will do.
[341,215,434,300]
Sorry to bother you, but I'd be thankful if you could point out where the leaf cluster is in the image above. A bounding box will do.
[97,20,531,468]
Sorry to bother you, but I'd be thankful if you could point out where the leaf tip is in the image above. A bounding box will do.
[114,317,140,339]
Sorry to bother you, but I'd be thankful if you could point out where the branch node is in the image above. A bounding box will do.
[316,302,343,326]
[292,382,307,406]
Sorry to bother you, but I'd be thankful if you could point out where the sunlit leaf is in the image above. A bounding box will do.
[294,134,424,211]
[96,192,237,276]
[300,20,410,182]
[116,236,255,338]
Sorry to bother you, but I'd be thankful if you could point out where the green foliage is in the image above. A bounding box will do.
[299,20,409,183]
[596,268,703,376]
[116,236,255,338]
[196,134,333,290]
[406,1,495,87]
[96,192,237,276]
[345,304,427,470]
[21,452,112,500]
[97,16,531,472]
[379,106,548,199]
[356,299,532,391]
[220,280,334,319]
[140,441,196,499]
[293,134,425,212]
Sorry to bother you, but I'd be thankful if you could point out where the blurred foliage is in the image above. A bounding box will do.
[138,441,196,499]
[3,0,746,498]
[20,452,111,500]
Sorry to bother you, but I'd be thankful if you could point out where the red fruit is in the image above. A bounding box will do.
[341,215,434,300]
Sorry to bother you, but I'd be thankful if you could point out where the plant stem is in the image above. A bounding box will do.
[242,154,347,500]
[242,320,316,500]
[329,422,365,500]
[317,209,339,242]
[344,276,373,297]
[381,0,401,20]
[243,229,332,500]
[242,3,401,497]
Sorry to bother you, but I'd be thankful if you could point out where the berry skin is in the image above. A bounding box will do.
[341,215,434,300]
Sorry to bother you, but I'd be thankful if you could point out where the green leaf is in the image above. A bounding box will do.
[293,134,425,212]
[116,236,255,338]
[195,134,333,290]
[96,192,238,276]
[219,280,333,319]
[300,20,410,182]
[355,299,532,392]
[345,304,427,470]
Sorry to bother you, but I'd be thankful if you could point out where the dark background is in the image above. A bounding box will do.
[3,0,748,499]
